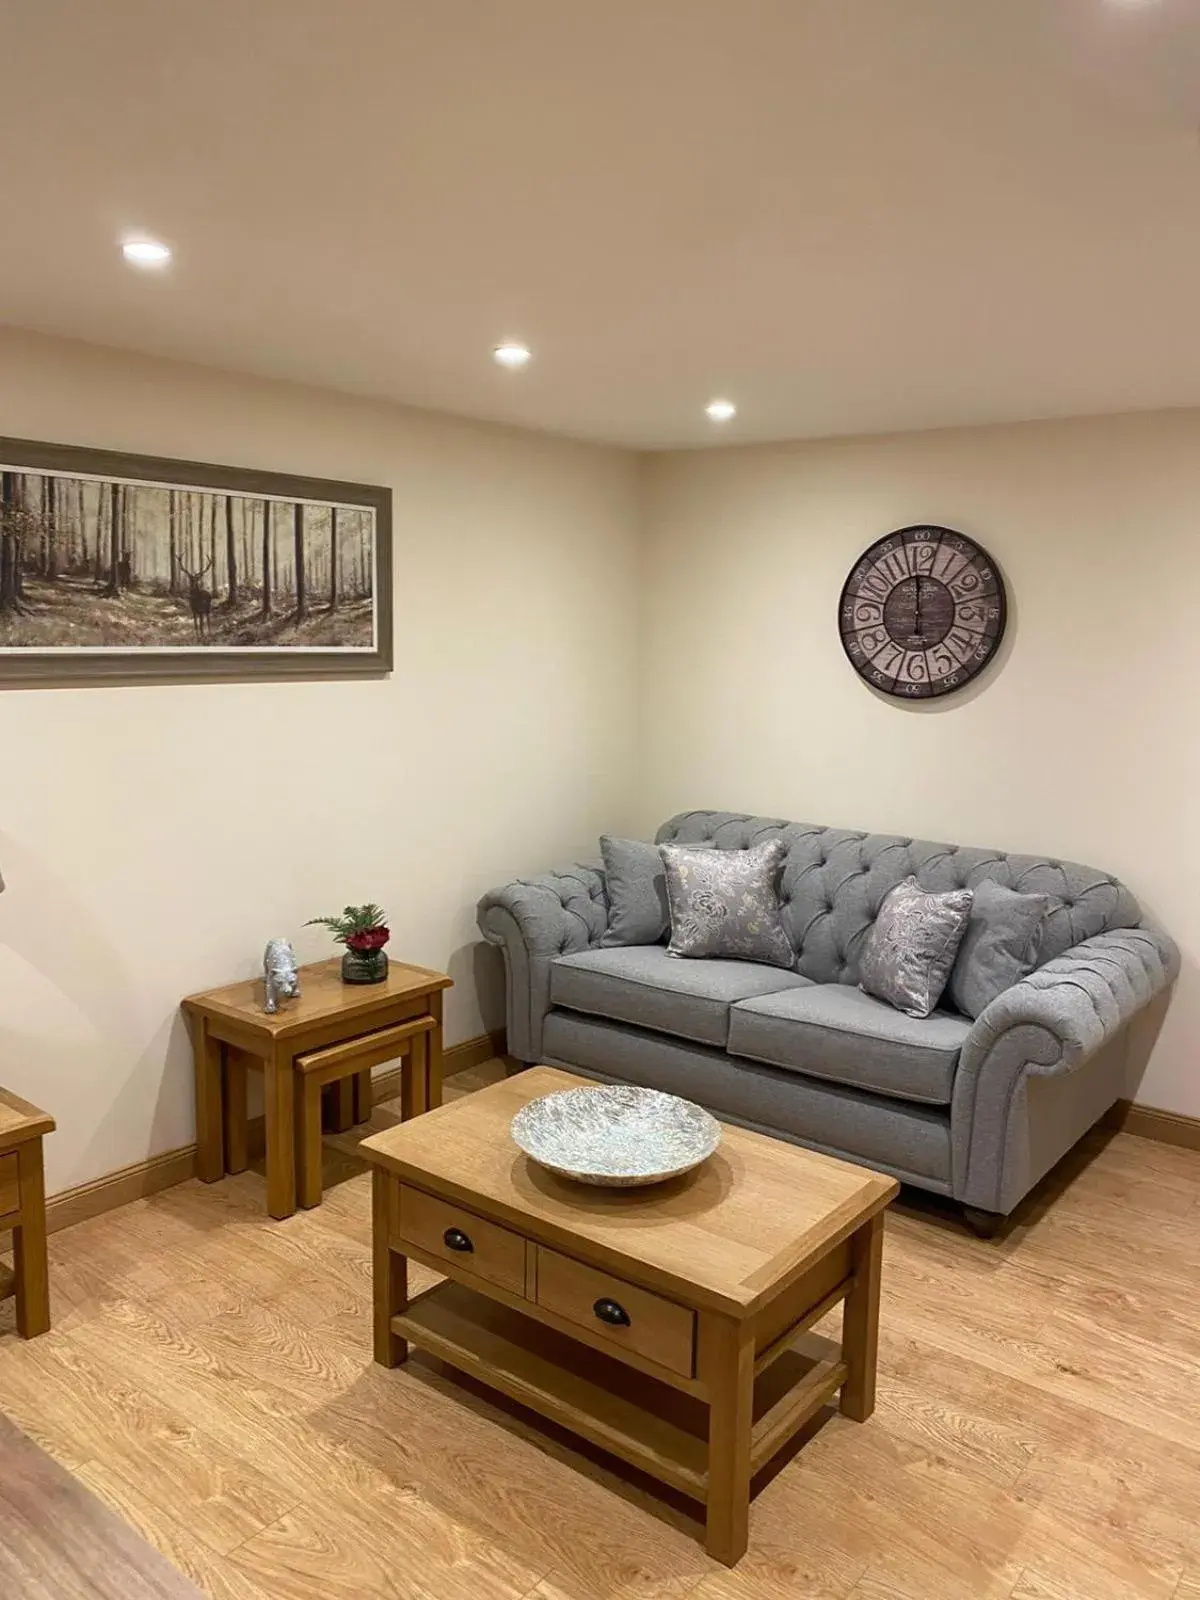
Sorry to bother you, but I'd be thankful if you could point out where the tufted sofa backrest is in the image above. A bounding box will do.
[655,810,1141,987]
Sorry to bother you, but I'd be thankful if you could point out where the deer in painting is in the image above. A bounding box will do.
[173,555,214,638]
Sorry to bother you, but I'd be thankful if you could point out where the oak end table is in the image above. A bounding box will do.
[0,1086,55,1338]
[183,958,451,1219]
[362,1065,897,1564]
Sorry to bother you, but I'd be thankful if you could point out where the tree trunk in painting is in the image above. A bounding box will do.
[261,499,272,618]
[78,482,89,573]
[105,482,122,596]
[38,478,48,575]
[94,487,106,583]
[239,502,250,590]
[168,491,179,593]
[0,471,18,613]
[224,495,238,607]
[46,476,59,579]
[119,486,134,588]
[329,506,338,611]
[293,502,306,620]
[12,476,26,599]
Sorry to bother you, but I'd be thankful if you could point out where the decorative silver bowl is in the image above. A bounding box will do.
[510,1084,721,1188]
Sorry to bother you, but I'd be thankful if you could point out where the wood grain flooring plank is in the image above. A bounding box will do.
[0,1414,205,1599]
[73,1463,283,1600]
[227,1494,540,1600]
[0,1331,294,1556]
[306,1350,716,1600]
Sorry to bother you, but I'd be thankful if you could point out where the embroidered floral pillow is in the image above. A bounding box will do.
[661,839,795,969]
[859,876,974,1018]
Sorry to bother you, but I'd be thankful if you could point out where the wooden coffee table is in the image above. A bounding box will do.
[361,1066,897,1564]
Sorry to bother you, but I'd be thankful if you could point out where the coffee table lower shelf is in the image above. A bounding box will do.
[393,1279,847,1505]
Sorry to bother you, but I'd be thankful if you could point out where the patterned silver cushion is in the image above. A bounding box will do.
[661,839,795,969]
[859,875,974,1018]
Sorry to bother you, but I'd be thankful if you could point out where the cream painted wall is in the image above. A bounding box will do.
[639,411,1199,1118]
[0,328,640,1193]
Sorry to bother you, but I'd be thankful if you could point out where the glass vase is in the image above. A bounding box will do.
[341,948,389,985]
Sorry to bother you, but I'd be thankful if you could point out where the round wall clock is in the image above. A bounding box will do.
[838,525,1007,699]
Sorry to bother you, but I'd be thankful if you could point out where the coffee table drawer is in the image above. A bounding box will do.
[0,1152,17,1220]
[536,1247,695,1378]
[397,1185,526,1295]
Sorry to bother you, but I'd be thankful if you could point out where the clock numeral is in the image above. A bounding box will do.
[911,543,937,575]
[933,546,963,582]
[948,569,981,599]
[853,601,883,626]
[858,572,890,601]
[930,645,956,678]
[874,641,904,675]
[876,551,906,584]
[901,651,928,682]
[945,627,979,659]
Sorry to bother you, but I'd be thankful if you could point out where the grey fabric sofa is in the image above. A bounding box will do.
[478,810,1179,1229]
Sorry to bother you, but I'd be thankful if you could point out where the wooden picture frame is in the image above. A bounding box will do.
[0,436,393,684]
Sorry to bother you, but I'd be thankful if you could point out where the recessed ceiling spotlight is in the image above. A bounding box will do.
[705,398,737,423]
[121,237,171,268]
[493,342,532,369]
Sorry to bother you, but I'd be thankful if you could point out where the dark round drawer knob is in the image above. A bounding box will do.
[443,1227,473,1253]
[593,1296,631,1327]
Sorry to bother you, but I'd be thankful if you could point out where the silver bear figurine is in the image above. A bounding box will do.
[263,938,301,1014]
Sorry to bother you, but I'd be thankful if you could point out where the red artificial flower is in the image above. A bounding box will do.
[346,927,390,952]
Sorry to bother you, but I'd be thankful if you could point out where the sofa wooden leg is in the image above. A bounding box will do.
[963,1205,1003,1240]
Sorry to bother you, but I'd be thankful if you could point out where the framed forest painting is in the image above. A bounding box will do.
[0,437,392,683]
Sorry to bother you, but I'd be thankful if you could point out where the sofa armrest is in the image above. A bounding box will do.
[952,925,1180,1213]
[965,925,1179,1071]
[477,865,609,1062]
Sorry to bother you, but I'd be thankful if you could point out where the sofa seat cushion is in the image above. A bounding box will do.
[728,983,971,1105]
[550,946,812,1049]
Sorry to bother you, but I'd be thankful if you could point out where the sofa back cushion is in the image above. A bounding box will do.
[655,811,1141,987]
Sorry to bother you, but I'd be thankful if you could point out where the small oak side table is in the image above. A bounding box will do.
[0,1087,55,1338]
[182,958,451,1219]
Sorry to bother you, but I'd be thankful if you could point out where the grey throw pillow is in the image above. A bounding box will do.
[600,836,713,947]
[859,876,974,1018]
[948,879,1049,1019]
[661,839,795,969]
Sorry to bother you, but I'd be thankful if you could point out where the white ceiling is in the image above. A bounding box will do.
[4,0,1200,448]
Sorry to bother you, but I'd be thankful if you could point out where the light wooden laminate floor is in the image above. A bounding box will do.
[0,1410,205,1598]
[2,1061,1200,1600]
